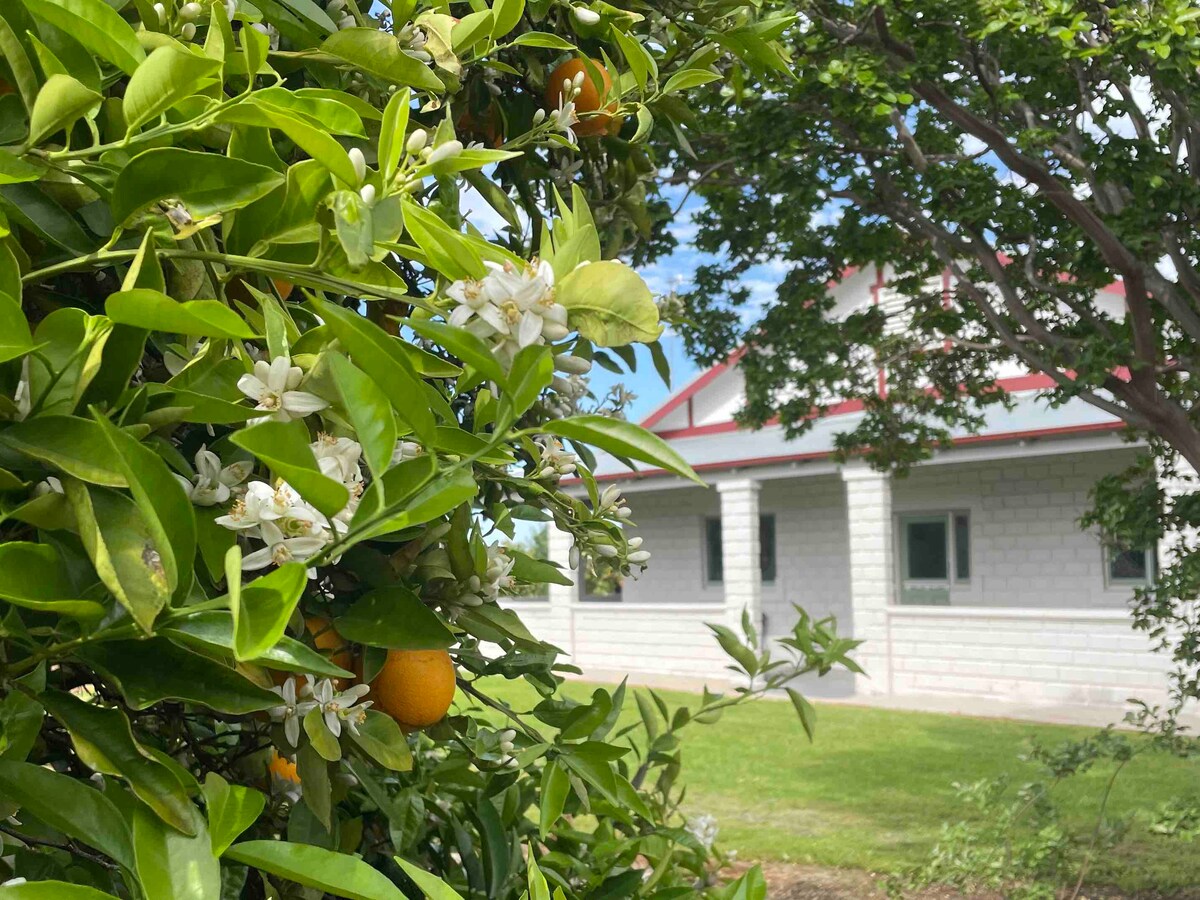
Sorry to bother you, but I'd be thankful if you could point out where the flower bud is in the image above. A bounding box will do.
[348,147,367,184]
[339,14,355,29]
[628,536,643,550]
[615,506,632,519]
[541,321,570,341]
[573,6,601,25]
[554,353,592,375]
[406,129,428,154]
[628,550,651,564]
[180,2,203,19]
[595,544,618,558]
[359,183,376,205]
[569,544,580,569]
[180,21,196,39]
[153,2,166,23]
[533,108,546,125]
[425,139,464,166]
[326,0,345,11]
[572,70,586,89]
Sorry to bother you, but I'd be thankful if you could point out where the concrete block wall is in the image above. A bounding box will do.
[886,608,1173,705]
[843,466,895,694]
[892,448,1142,609]
[618,487,723,605]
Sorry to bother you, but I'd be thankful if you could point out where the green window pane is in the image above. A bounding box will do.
[705,517,723,583]
[905,518,948,580]
[954,513,970,581]
[759,514,776,583]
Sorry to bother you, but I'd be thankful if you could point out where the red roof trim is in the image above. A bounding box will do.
[578,420,1123,484]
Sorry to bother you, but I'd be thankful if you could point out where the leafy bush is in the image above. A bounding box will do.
[0,1,847,897]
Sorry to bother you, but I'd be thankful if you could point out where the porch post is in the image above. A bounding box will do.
[717,478,763,633]
[841,463,894,695]
[546,523,577,658]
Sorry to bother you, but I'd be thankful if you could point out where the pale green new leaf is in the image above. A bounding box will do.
[556,260,661,346]
[544,414,702,483]
[394,857,465,900]
[26,74,100,146]
[226,840,407,899]
[0,292,37,364]
[123,44,221,134]
[22,0,145,75]
[202,772,266,857]
[130,799,221,900]
[233,562,308,661]
[230,419,350,518]
[328,353,397,478]
[106,290,259,339]
[322,28,444,93]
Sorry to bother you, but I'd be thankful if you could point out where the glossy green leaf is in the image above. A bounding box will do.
[106,289,259,339]
[162,610,353,678]
[64,480,171,632]
[508,32,575,50]
[786,687,817,742]
[253,86,366,136]
[662,67,721,95]
[544,415,702,483]
[328,353,396,479]
[295,742,332,829]
[378,87,410,184]
[40,691,196,834]
[123,44,221,134]
[302,706,341,761]
[226,840,408,898]
[491,0,525,39]
[0,542,106,618]
[231,420,350,518]
[26,73,101,146]
[233,561,307,661]
[394,857,465,900]
[112,148,285,224]
[321,28,444,93]
[0,6,39,112]
[23,0,145,75]
[309,297,435,443]
[507,548,573,587]
[220,100,358,187]
[0,291,35,364]
[0,758,135,869]
[131,798,221,900]
[556,260,662,346]
[0,690,43,762]
[0,150,46,187]
[0,883,118,899]
[335,586,452,650]
[404,318,506,386]
[538,758,569,839]
[347,710,413,772]
[0,416,127,486]
[80,637,280,713]
[202,772,266,857]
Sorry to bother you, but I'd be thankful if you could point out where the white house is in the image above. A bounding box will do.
[510,266,1183,713]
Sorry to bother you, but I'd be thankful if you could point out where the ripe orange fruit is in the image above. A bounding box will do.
[268,751,300,784]
[456,105,504,148]
[545,58,620,137]
[370,649,456,728]
[272,278,294,299]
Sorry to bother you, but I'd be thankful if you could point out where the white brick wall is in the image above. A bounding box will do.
[891,449,1142,609]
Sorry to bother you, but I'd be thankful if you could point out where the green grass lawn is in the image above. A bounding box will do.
[472,678,1200,892]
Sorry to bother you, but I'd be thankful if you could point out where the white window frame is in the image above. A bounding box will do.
[896,510,971,606]
[1103,544,1156,588]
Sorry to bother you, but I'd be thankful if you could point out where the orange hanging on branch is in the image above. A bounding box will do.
[545,58,622,137]
[370,649,456,729]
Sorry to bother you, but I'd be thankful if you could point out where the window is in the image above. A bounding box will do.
[898,511,970,605]
[760,514,777,583]
[703,515,777,583]
[704,517,723,583]
[1106,545,1156,585]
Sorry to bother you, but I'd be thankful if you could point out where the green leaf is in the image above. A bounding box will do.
[713,864,767,900]
[124,44,221,134]
[302,706,341,761]
[0,6,39,113]
[0,150,46,187]
[40,691,196,834]
[202,772,265,857]
[556,260,661,347]
[328,353,396,479]
[348,709,413,772]
[64,480,171,632]
[404,318,506,386]
[0,759,135,869]
[394,857,466,900]
[231,420,350,518]
[544,415,702,484]
[253,86,366,136]
[538,758,569,839]
[80,637,280,714]
[0,416,128,486]
[0,542,106,618]
[226,841,408,898]
[232,99,359,187]
[321,28,444,93]
[309,297,435,443]
[22,0,145,75]
[662,67,721,95]
[509,32,575,49]
[112,148,285,224]
[93,413,195,602]
[502,345,553,423]
[0,291,35,364]
[295,742,332,829]
[0,691,43,762]
[26,73,101,146]
[507,548,573,586]
[130,798,221,900]
[106,289,258,339]
[786,688,817,742]
[491,0,525,39]
[233,562,307,661]
[378,87,411,184]
[451,10,493,52]
[335,586,453,650]
[0,883,118,899]
[163,610,353,679]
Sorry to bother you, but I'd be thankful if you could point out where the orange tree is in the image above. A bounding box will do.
[0,1,860,898]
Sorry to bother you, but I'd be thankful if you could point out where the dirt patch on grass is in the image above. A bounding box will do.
[749,861,1200,899]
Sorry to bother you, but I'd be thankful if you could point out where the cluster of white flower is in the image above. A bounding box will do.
[533,70,585,143]
[533,436,577,482]
[213,434,363,573]
[588,486,650,566]
[492,728,518,769]
[440,543,515,617]
[237,356,328,424]
[543,372,588,418]
[174,446,252,506]
[686,813,719,851]
[325,0,356,29]
[396,22,432,63]
[446,260,570,365]
[269,675,372,747]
